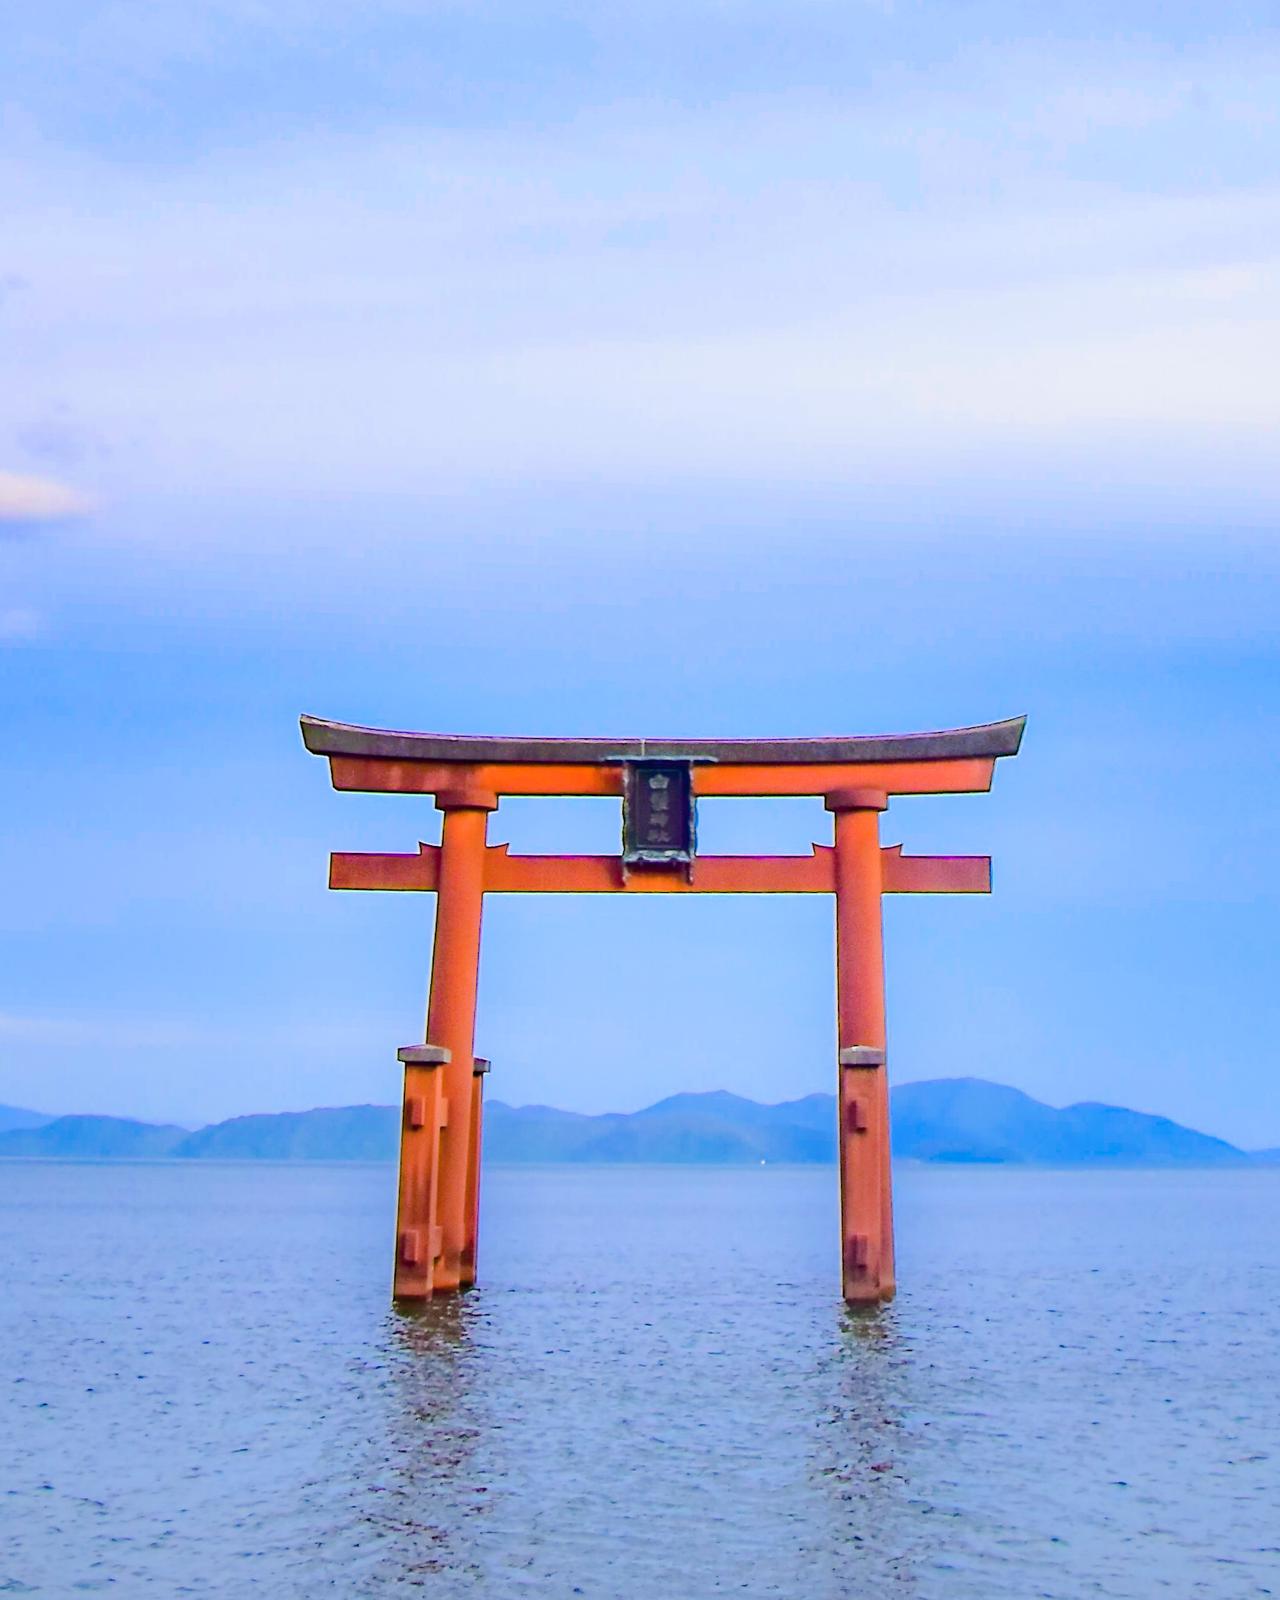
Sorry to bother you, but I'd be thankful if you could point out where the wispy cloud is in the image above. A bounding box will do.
[3,22,1280,536]
[0,469,94,525]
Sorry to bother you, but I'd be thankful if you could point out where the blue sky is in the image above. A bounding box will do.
[3,2,1279,1143]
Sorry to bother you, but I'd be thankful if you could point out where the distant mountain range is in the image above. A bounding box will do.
[1,1079,1276,1167]
[0,1103,55,1134]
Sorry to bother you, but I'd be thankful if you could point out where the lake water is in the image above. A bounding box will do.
[1,1160,1277,1598]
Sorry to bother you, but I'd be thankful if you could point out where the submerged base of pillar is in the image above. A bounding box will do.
[391,1044,489,1301]
[842,1279,897,1307]
[392,1044,449,1300]
[838,1045,895,1304]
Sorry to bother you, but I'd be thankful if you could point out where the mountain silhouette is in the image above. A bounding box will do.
[0,1081,1264,1166]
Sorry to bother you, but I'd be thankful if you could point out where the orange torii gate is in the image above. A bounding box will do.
[301,714,1024,1304]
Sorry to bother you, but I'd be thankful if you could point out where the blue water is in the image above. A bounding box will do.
[1,1160,1277,1597]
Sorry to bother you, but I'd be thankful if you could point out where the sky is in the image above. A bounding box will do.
[3,2,1279,1144]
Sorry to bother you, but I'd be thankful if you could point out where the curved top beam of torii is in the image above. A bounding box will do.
[299,714,1025,766]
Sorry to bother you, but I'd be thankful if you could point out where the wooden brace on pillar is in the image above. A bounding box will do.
[394,1043,450,1298]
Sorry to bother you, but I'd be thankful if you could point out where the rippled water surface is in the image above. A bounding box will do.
[1,1160,1277,1597]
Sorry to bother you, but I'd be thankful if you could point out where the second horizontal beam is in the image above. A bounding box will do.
[330,843,991,895]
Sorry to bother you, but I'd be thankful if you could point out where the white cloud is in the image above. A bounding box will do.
[0,469,94,523]
[4,34,1280,535]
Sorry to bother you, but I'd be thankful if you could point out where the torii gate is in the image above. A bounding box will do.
[301,714,1024,1304]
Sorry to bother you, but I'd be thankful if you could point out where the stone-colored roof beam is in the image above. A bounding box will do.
[299,714,1025,767]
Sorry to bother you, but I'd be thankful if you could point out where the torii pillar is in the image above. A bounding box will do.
[301,714,1024,1305]
[828,788,894,1300]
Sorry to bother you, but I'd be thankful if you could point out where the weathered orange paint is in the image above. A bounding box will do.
[695,758,996,797]
[878,844,991,894]
[331,844,441,891]
[406,799,490,1299]
[830,798,895,1304]
[329,842,991,897]
[462,1059,489,1288]
[329,757,623,797]
[326,755,997,799]
[393,1052,447,1299]
[486,845,831,894]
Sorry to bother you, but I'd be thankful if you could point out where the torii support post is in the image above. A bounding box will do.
[301,713,1024,1304]
[828,789,893,1303]
[464,1058,490,1287]
[399,787,495,1299]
